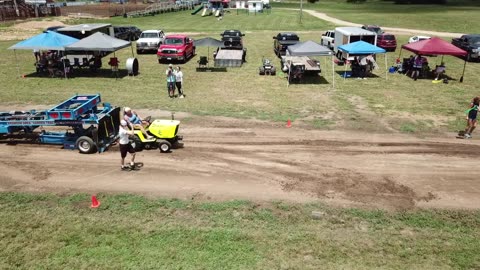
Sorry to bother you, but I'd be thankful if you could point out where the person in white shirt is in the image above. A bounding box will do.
[119,120,136,171]
[175,66,184,98]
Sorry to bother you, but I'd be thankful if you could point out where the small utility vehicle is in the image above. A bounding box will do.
[131,115,183,153]
[259,58,276,75]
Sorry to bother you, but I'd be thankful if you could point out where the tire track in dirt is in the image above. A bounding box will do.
[1,118,480,210]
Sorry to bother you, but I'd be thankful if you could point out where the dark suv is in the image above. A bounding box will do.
[114,26,142,41]
[361,25,384,35]
[273,32,300,56]
[220,30,245,50]
[377,33,397,52]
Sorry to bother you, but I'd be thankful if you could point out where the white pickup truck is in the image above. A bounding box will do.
[321,30,335,50]
[136,30,166,54]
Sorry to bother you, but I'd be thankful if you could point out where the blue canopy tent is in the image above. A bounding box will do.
[338,41,388,80]
[9,30,79,51]
[8,31,79,78]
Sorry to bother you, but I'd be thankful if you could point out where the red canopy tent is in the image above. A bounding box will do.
[400,37,468,82]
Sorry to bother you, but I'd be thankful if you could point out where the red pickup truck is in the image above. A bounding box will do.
[157,35,195,63]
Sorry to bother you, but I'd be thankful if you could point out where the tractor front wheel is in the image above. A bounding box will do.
[76,136,97,154]
[158,140,172,153]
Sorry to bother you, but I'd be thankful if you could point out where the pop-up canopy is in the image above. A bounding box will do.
[65,32,131,52]
[8,30,79,51]
[401,37,466,57]
[338,41,386,55]
[338,41,388,80]
[285,40,335,87]
[400,37,468,82]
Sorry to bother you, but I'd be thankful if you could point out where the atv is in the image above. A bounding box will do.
[131,116,183,153]
[259,58,276,76]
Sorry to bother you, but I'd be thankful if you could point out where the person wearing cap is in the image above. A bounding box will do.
[166,64,176,98]
[119,119,136,171]
[123,107,153,140]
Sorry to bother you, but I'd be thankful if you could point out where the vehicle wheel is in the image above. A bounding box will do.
[259,67,265,75]
[158,59,162,64]
[136,50,141,55]
[131,136,143,151]
[271,67,276,76]
[192,48,196,57]
[158,140,172,153]
[144,143,153,150]
[76,136,96,154]
[182,53,187,63]
[172,140,184,149]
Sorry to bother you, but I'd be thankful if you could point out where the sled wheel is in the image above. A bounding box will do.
[158,140,172,153]
[76,136,96,154]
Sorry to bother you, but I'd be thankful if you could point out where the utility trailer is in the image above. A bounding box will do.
[0,94,120,154]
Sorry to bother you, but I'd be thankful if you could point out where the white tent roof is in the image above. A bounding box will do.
[65,32,131,52]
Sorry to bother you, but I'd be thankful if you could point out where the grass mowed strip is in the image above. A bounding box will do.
[0,193,479,269]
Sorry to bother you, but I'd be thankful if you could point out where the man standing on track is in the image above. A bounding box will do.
[119,119,136,171]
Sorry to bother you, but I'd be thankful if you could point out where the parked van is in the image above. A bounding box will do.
[377,33,397,52]
[333,27,377,60]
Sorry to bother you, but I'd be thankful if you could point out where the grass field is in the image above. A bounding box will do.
[1,7,478,133]
[1,6,480,269]
[0,192,479,269]
[274,0,480,34]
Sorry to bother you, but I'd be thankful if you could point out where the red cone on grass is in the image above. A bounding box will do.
[91,195,100,208]
[286,119,292,128]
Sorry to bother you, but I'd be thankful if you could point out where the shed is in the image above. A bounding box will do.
[247,0,263,12]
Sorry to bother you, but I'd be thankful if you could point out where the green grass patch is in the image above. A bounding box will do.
[1,7,479,133]
[0,192,479,269]
[274,0,480,33]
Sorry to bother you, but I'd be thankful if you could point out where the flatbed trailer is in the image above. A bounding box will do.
[0,94,121,154]
[280,56,321,72]
[214,48,246,67]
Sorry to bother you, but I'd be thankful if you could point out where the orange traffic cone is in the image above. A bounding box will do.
[91,195,100,208]
[286,119,292,128]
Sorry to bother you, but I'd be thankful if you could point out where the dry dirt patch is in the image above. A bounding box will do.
[0,114,479,210]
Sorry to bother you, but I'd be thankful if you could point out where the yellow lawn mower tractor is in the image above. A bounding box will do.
[131,117,183,153]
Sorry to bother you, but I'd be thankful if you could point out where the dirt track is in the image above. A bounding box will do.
[1,115,479,210]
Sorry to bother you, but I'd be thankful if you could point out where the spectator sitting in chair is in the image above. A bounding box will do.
[123,107,153,139]
[434,62,446,81]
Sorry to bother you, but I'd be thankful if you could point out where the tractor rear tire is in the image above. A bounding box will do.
[271,67,276,76]
[76,136,97,154]
[158,140,172,153]
[259,67,265,75]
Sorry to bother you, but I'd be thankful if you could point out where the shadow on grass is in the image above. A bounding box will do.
[335,70,383,80]
[195,67,227,72]
[288,73,331,85]
[25,69,130,79]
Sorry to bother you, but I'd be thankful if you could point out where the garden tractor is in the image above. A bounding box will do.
[131,115,183,153]
[259,58,276,76]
